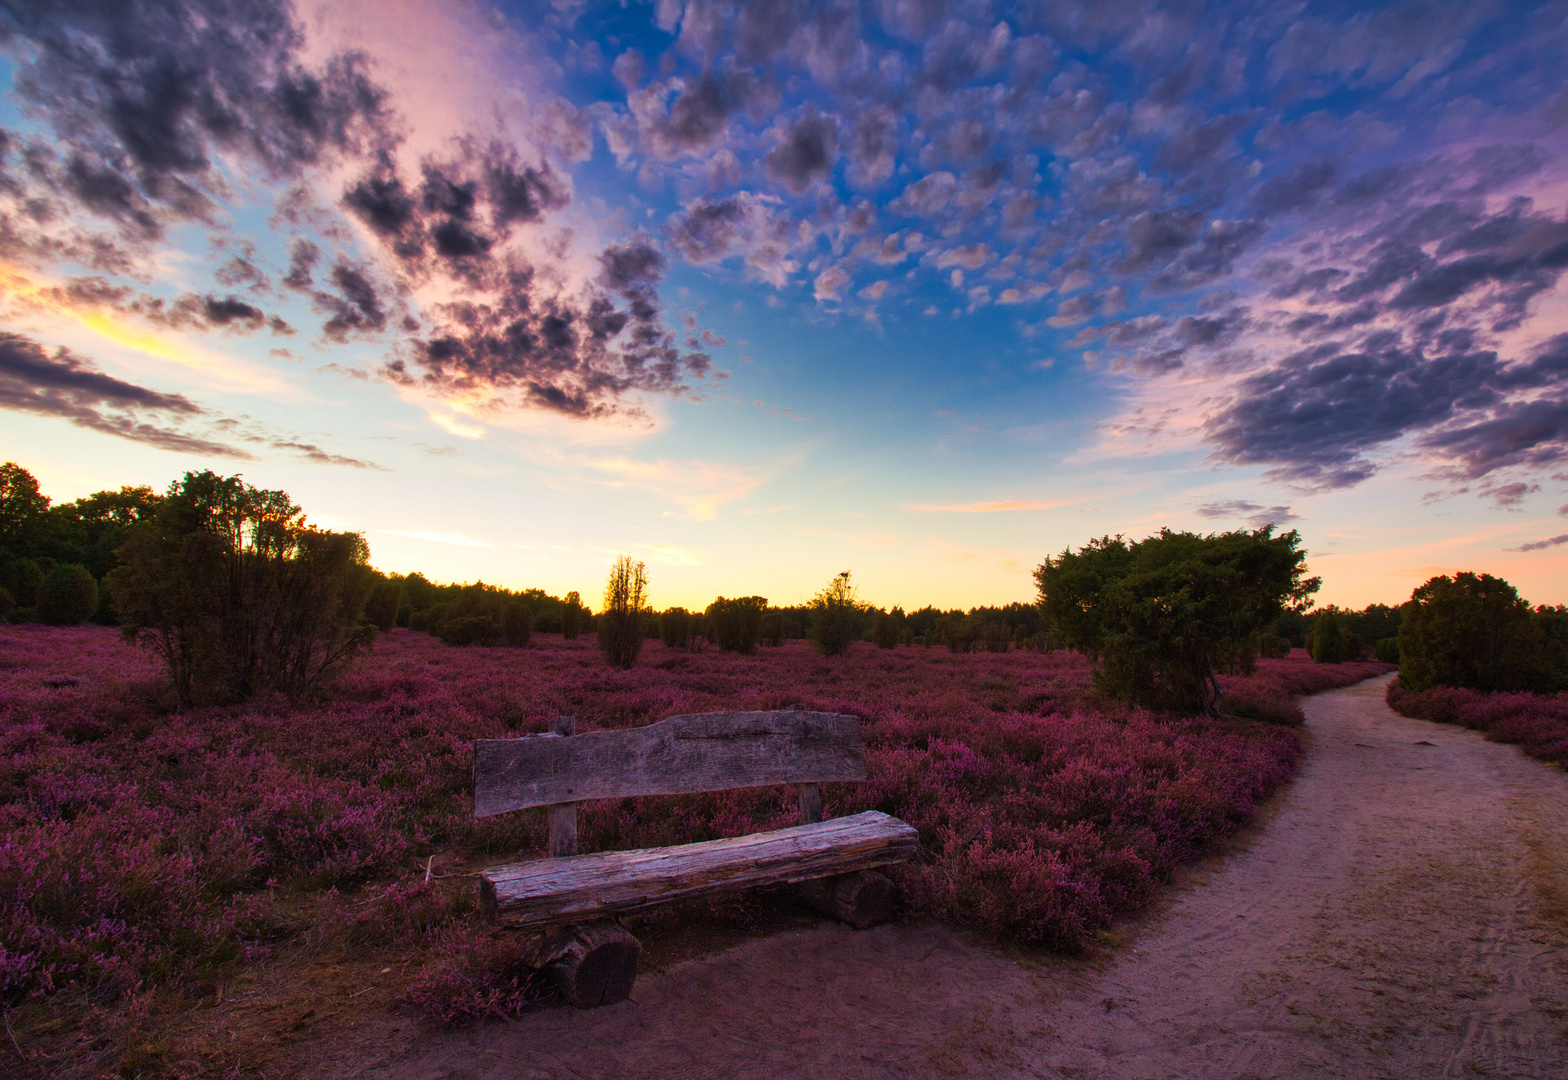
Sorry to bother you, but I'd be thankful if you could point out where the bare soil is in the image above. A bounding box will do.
[299,674,1568,1078]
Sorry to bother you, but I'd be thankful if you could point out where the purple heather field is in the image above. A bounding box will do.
[0,625,1389,1069]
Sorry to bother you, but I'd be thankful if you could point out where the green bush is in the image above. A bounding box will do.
[871,608,900,649]
[1035,526,1318,715]
[1374,636,1400,664]
[107,471,375,707]
[502,600,532,647]
[0,584,13,622]
[660,606,692,648]
[597,556,647,668]
[38,563,98,625]
[705,595,767,653]
[1396,572,1561,692]
[560,591,585,640]
[438,616,501,647]
[1259,633,1291,659]
[0,557,43,610]
[1310,610,1350,663]
[811,571,864,657]
[364,577,403,630]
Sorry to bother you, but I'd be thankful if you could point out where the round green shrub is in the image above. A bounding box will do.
[1374,636,1400,664]
[38,564,99,625]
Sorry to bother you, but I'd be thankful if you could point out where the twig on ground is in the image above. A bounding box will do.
[4,1009,23,1059]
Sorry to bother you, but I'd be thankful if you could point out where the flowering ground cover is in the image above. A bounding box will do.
[0,627,1387,1076]
[1387,680,1568,768]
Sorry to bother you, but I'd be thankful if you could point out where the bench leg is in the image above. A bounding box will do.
[549,921,641,1008]
[797,870,897,929]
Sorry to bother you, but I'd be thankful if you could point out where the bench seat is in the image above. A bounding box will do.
[481,809,918,930]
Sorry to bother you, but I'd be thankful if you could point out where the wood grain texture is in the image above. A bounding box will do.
[798,782,823,824]
[548,922,641,1008]
[797,870,897,929]
[480,810,917,929]
[546,716,578,856]
[472,710,865,817]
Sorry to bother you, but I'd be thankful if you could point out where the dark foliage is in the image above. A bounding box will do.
[871,607,902,649]
[560,590,586,640]
[705,595,767,653]
[597,555,647,668]
[38,563,98,625]
[1035,527,1320,715]
[660,605,693,649]
[106,471,375,706]
[1309,609,1350,663]
[810,570,865,657]
[1396,573,1565,693]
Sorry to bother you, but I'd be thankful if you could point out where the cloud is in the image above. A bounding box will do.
[1195,500,1299,528]
[764,109,839,193]
[0,0,715,424]
[0,331,246,457]
[1512,534,1568,552]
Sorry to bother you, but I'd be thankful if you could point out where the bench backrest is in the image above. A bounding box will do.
[472,710,865,819]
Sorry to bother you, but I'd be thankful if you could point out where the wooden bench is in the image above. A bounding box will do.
[472,710,918,1007]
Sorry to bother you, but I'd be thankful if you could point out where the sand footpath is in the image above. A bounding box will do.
[367,674,1568,1079]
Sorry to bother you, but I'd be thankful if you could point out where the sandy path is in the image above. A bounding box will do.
[368,675,1568,1079]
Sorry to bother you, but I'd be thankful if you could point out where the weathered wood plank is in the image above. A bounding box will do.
[480,810,917,929]
[545,716,578,857]
[473,711,865,817]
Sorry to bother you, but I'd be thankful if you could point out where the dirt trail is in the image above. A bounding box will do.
[366,675,1568,1079]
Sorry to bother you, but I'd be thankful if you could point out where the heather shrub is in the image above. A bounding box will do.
[597,555,647,668]
[1387,681,1568,768]
[38,563,98,625]
[402,925,552,1025]
[0,624,1385,1056]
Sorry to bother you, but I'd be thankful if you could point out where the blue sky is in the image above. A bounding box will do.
[1,0,1566,610]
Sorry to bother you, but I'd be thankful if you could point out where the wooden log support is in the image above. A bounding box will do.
[545,716,578,857]
[797,870,898,929]
[548,922,641,1008]
[473,711,865,817]
[797,782,822,825]
[481,810,918,930]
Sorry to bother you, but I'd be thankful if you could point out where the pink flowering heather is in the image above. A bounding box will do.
[0,625,1386,1040]
[1387,680,1568,768]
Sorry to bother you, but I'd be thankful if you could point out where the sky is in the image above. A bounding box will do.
[1,0,1566,612]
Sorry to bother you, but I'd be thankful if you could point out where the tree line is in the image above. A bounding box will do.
[5,461,1560,711]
